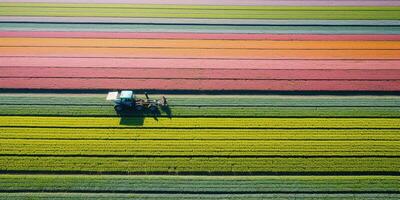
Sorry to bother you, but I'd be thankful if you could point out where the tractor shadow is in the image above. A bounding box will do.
[119,117,145,126]
[118,105,172,126]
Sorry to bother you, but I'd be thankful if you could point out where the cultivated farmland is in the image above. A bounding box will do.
[1,0,400,199]
[0,93,399,199]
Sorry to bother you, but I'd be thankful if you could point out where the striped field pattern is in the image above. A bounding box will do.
[0,93,399,199]
[1,1,400,91]
[0,0,399,199]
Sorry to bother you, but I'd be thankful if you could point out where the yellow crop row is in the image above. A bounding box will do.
[1,139,398,156]
[0,116,399,128]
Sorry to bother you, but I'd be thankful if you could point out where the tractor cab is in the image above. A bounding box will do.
[118,90,135,105]
[106,90,136,112]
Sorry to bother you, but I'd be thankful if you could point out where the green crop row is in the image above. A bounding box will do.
[4,193,396,199]
[1,116,399,128]
[2,139,397,156]
[1,105,400,117]
[1,94,399,107]
[1,3,399,19]
[1,128,398,140]
[1,175,398,192]
[0,94,109,105]
[1,193,399,200]
[2,3,400,10]
[1,156,398,173]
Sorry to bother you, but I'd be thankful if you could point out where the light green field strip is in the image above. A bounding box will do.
[0,116,399,128]
[1,105,400,117]
[1,175,398,192]
[3,3,400,10]
[1,139,398,156]
[2,23,400,34]
[0,3,399,19]
[0,94,399,117]
[1,128,399,140]
[1,94,399,107]
[1,156,398,173]
[0,94,109,105]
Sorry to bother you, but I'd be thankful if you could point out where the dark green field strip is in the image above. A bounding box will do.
[1,128,398,141]
[1,105,400,117]
[1,193,399,200]
[1,94,399,107]
[1,156,398,174]
[1,138,398,156]
[1,3,399,19]
[0,175,398,193]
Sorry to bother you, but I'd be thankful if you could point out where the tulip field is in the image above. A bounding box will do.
[0,94,399,199]
[1,0,400,199]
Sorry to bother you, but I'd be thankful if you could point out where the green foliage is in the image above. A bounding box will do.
[1,175,398,192]
[1,3,399,19]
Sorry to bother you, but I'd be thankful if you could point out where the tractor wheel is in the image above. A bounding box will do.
[114,105,123,112]
[135,105,144,111]
[149,105,158,113]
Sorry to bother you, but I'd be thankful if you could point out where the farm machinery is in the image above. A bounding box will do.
[106,90,167,114]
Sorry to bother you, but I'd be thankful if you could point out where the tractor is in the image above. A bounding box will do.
[106,91,167,114]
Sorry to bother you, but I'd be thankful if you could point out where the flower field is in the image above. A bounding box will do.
[0,93,399,198]
[1,3,400,91]
[1,0,400,199]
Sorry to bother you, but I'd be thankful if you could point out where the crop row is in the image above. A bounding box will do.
[4,47,400,60]
[1,139,398,156]
[1,94,399,107]
[2,78,400,90]
[3,38,400,50]
[1,175,398,192]
[3,57,400,69]
[1,128,398,140]
[1,105,400,117]
[1,156,398,173]
[3,23,400,34]
[1,116,399,128]
[1,4,399,20]
[4,68,400,80]
[1,193,399,200]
